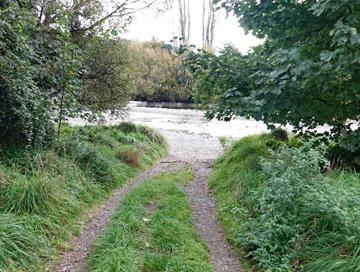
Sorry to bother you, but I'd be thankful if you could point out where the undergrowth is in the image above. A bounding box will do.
[0,124,167,272]
[87,169,213,272]
[210,134,360,272]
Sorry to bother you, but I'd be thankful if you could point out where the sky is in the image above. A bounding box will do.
[122,0,262,54]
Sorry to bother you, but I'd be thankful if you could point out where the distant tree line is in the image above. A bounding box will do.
[129,40,194,103]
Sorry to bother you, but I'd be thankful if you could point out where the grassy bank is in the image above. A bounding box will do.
[210,135,360,272]
[87,169,213,272]
[0,123,167,272]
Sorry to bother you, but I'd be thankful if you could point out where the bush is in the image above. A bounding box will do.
[211,135,360,272]
[129,40,193,103]
[270,128,288,142]
[301,173,360,272]
[239,145,325,270]
[0,1,55,149]
[326,130,360,170]
[116,149,143,167]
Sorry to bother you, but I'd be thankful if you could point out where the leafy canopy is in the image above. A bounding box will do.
[189,0,360,139]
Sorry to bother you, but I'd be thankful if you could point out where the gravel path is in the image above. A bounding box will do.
[63,107,244,272]
[55,161,186,272]
[164,130,243,272]
[187,160,243,272]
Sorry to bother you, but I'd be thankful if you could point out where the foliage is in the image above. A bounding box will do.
[0,124,166,271]
[187,45,251,121]
[210,135,360,271]
[80,37,135,113]
[0,0,55,148]
[1,0,168,149]
[87,170,213,272]
[326,129,360,170]
[240,144,326,270]
[130,40,194,103]
[189,1,360,142]
[48,13,84,137]
[270,128,289,142]
[0,0,84,147]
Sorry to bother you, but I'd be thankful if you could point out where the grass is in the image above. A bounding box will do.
[0,124,167,272]
[218,136,235,151]
[116,149,144,167]
[209,135,272,271]
[87,169,214,272]
[209,134,360,272]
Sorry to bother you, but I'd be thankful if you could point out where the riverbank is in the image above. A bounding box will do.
[0,124,167,272]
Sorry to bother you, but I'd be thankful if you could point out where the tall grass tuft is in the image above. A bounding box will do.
[116,149,143,167]
[0,214,50,270]
[0,172,63,215]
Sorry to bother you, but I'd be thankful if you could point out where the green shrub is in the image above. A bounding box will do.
[129,40,193,103]
[299,172,360,272]
[239,145,325,270]
[270,128,289,142]
[326,131,360,170]
[0,0,55,149]
[211,135,360,272]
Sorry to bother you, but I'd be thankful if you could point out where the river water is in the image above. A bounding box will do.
[125,104,269,139]
[69,104,270,160]
[70,104,270,139]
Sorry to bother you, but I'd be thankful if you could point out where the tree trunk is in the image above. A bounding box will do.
[178,0,190,44]
[202,0,216,50]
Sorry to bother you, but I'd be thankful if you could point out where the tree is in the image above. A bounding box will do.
[34,0,174,46]
[178,0,191,44]
[190,0,360,141]
[0,0,55,148]
[130,40,193,103]
[80,37,135,113]
[33,0,173,114]
[202,0,216,50]
[0,0,171,149]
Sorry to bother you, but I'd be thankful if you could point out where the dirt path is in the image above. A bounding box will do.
[164,130,243,272]
[55,161,186,272]
[63,108,243,272]
[187,160,243,272]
